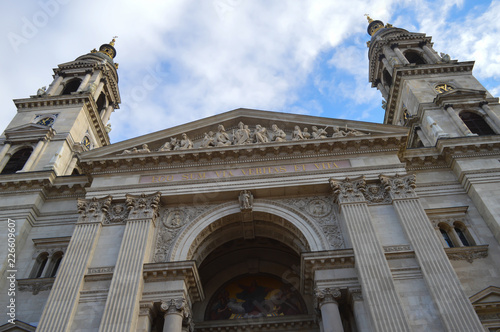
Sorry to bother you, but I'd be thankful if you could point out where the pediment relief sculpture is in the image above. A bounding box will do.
[117,121,371,155]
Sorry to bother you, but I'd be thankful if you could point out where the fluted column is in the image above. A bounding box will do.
[99,192,161,332]
[380,174,484,331]
[37,196,111,332]
[161,298,187,332]
[444,104,476,136]
[329,177,411,332]
[315,288,344,332]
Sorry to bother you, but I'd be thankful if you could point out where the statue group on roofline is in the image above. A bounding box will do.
[119,122,368,154]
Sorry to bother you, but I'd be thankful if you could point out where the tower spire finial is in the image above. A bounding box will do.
[365,14,373,23]
[110,36,118,47]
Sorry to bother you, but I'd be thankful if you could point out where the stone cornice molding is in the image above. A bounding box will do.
[380,173,417,200]
[329,176,367,204]
[76,195,112,224]
[125,192,161,223]
[194,315,315,331]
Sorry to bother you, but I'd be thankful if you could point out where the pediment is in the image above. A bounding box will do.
[4,123,55,142]
[434,88,487,106]
[0,320,36,332]
[82,108,408,159]
[470,286,500,306]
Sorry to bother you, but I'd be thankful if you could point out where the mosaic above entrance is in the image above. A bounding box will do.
[206,274,306,320]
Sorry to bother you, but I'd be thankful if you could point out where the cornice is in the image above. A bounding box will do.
[0,171,89,196]
[80,135,407,175]
[194,315,316,331]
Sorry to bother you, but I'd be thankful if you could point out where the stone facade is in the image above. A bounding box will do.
[0,22,500,332]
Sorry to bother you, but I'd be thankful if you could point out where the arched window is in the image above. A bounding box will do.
[1,147,32,174]
[460,111,496,135]
[61,78,82,95]
[404,51,426,64]
[383,69,392,88]
[46,252,64,277]
[30,252,49,278]
[440,228,454,248]
[454,222,473,247]
[96,92,107,116]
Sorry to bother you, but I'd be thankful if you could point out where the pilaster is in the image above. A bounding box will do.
[98,192,161,332]
[37,195,111,332]
[380,174,484,331]
[329,177,411,332]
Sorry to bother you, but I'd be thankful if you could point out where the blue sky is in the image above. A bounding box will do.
[1,0,499,143]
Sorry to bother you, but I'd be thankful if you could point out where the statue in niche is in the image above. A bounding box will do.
[159,137,178,151]
[292,126,305,140]
[164,210,186,228]
[239,190,254,210]
[311,126,328,139]
[233,122,252,145]
[201,131,216,148]
[215,124,232,146]
[137,144,150,153]
[331,126,346,138]
[253,125,269,143]
[269,124,287,142]
[175,133,193,150]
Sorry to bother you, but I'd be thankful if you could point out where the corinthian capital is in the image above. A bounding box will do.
[379,174,417,199]
[329,176,366,204]
[315,287,341,307]
[125,192,161,221]
[77,196,112,224]
[160,297,187,316]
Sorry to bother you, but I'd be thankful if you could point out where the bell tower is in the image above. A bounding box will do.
[366,16,500,147]
[0,39,121,176]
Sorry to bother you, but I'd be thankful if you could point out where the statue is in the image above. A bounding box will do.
[270,124,287,142]
[200,131,216,148]
[239,190,253,211]
[331,126,346,138]
[344,125,366,137]
[37,86,47,97]
[302,127,311,139]
[233,122,252,145]
[160,137,178,151]
[175,133,193,150]
[120,147,138,154]
[292,125,305,140]
[253,125,269,143]
[311,126,328,139]
[137,144,150,153]
[215,124,232,146]
[105,124,112,133]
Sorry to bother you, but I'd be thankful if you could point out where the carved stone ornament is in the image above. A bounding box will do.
[161,297,187,315]
[77,196,112,223]
[239,190,254,211]
[126,192,161,221]
[308,199,330,217]
[163,210,186,229]
[329,176,366,204]
[364,182,391,204]
[315,287,341,306]
[18,278,54,295]
[103,203,128,224]
[380,174,417,199]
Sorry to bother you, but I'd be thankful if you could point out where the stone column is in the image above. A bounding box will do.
[391,44,410,65]
[379,54,393,73]
[93,79,105,99]
[480,102,500,131]
[315,288,344,332]
[99,192,161,332]
[376,81,389,100]
[380,174,484,331]
[77,71,93,92]
[37,196,111,332]
[102,104,115,124]
[19,139,46,172]
[419,42,441,63]
[329,177,411,332]
[46,75,64,95]
[161,298,187,332]
[349,290,371,332]
[64,156,78,175]
[444,104,476,136]
[0,142,12,171]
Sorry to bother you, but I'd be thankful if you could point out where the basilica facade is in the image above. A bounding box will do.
[1,19,500,332]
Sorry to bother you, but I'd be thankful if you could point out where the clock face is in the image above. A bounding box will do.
[435,83,454,94]
[36,117,54,126]
[82,136,91,150]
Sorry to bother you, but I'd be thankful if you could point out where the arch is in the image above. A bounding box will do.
[459,111,496,135]
[96,92,107,115]
[382,69,392,88]
[1,146,33,174]
[45,251,64,277]
[404,50,426,64]
[30,252,49,278]
[169,200,330,262]
[438,222,454,248]
[61,78,82,95]
[453,221,473,246]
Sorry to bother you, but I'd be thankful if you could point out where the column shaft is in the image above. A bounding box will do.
[102,104,114,124]
[0,143,12,172]
[93,81,105,99]
[98,219,155,332]
[77,73,92,92]
[352,299,371,332]
[20,139,46,172]
[392,46,410,65]
[392,198,484,331]
[445,105,475,136]
[320,301,344,332]
[163,312,183,332]
[422,44,441,63]
[46,75,64,95]
[341,203,411,332]
[481,104,500,131]
[37,222,102,331]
